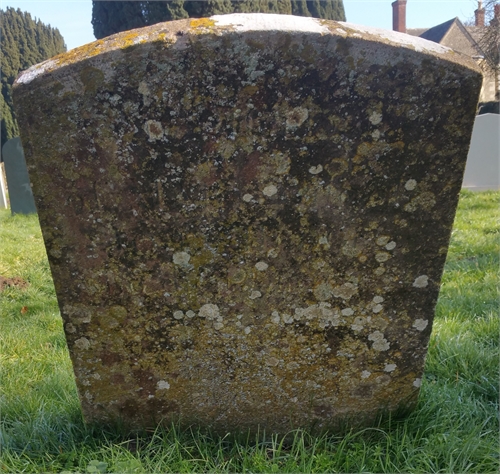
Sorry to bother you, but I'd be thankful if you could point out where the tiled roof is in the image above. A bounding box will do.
[406,17,483,56]
[406,28,428,37]
[417,18,457,43]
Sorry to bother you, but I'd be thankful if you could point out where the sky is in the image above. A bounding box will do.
[1,0,481,51]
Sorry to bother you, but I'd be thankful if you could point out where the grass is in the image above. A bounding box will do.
[0,190,498,473]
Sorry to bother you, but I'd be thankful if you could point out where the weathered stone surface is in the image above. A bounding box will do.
[13,14,481,432]
[2,137,37,215]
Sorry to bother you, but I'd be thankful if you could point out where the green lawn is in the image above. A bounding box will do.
[0,190,498,473]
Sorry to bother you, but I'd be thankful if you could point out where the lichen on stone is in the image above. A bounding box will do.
[13,13,482,433]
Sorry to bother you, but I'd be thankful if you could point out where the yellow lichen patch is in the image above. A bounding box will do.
[112,30,148,50]
[190,18,216,31]
[55,31,148,69]
[51,39,106,69]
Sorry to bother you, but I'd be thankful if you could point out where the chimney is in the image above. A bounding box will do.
[491,3,500,26]
[475,1,485,26]
[392,0,407,33]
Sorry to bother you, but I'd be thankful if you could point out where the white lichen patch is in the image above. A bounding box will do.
[281,313,294,324]
[319,236,329,245]
[157,380,170,390]
[405,179,417,191]
[374,266,386,276]
[244,326,251,335]
[270,311,281,324]
[286,106,309,129]
[385,241,396,250]
[376,375,391,385]
[66,323,76,333]
[266,357,280,366]
[173,251,191,267]
[376,236,390,246]
[372,304,383,314]
[413,378,422,388]
[404,192,436,212]
[309,164,323,175]
[263,184,278,197]
[332,282,358,300]
[412,318,429,331]
[413,275,429,288]
[294,303,340,328]
[74,337,90,350]
[313,282,333,301]
[272,152,291,175]
[267,248,279,258]
[138,81,150,96]
[198,303,220,320]
[144,120,164,141]
[375,252,391,263]
[243,193,253,202]
[341,308,354,316]
[351,316,366,332]
[369,111,383,125]
[361,370,371,379]
[368,331,390,351]
[384,364,397,372]
[373,295,384,304]
[213,322,224,330]
[255,261,269,271]
[173,310,184,320]
[249,290,262,300]
[186,310,196,318]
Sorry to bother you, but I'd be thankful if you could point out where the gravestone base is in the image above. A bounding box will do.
[13,14,481,433]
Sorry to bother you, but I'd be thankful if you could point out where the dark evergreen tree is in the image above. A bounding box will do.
[92,1,147,40]
[0,7,66,149]
[92,0,345,39]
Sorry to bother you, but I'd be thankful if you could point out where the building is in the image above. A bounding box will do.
[392,0,499,103]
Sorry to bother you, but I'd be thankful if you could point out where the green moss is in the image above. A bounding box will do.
[79,66,105,94]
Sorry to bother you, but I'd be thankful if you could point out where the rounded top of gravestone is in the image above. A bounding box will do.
[15,13,478,87]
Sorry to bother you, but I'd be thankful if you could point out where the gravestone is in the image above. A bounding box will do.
[462,114,500,191]
[13,14,482,433]
[2,137,37,214]
[0,163,7,209]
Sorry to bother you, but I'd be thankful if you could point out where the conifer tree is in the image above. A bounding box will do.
[92,0,346,39]
[0,7,66,149]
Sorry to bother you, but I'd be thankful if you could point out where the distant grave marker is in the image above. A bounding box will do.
[13,14,482,433]
[0,163,7,209]
[462,113,500,191]
[2,137,37,214]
